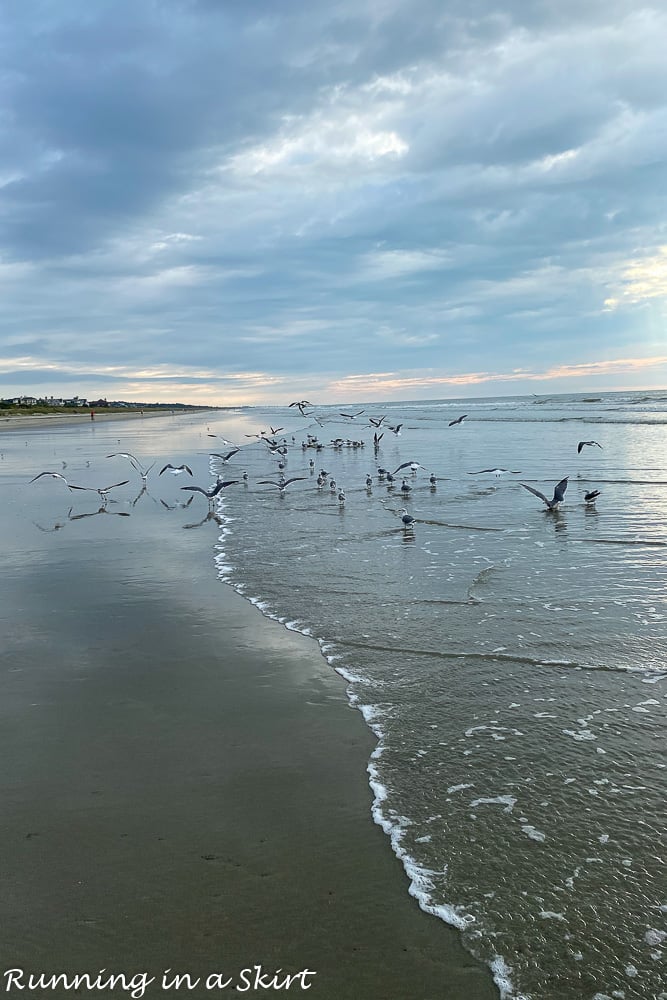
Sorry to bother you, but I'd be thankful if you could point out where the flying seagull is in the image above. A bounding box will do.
[107,452,155,480]
[388,424,403,435]
[391,461,425,476]
[467,468,521,476]
[584,489,601,503]
[340,410,364,419]
[159,464,193,476]
[577,440,603,454]
[289,400,313,416]
[210,449,239,464]
[449,414,467,426]
[520,477,569,510]
[206,433,236,445]
[368,416,386,427]
[257,477,306,493]
[181,479,240,500]
[29,471,71,486]
[68,480,130,500]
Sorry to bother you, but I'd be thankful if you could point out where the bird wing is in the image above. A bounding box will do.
[30,471,68,483]
[552,477,569,503]
[107,451,142,470]
[181,485,210,496]
[257,480,279,487]
[284,477,307,486]
[159,464,174,475]
[67,484,96,492]
[391,462,415,475]
[102,481,130,491]
[520,483,550,505]
[223,449,239,460]
[577,441,585,453]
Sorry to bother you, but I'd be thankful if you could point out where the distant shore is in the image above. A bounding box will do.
[0,408,213,432]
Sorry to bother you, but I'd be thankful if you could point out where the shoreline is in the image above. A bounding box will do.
[0,408,215,432]
[0,414,498,1000]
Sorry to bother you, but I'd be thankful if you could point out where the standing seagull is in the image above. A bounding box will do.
[577,440,603,454]
[397,508,416,529]
[520,477,569,510]
[449,414,467,426]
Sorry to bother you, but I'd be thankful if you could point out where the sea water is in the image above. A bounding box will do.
[212,391,667,1000]
[3,393,665,1000]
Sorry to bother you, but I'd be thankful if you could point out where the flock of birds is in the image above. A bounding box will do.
[28,403,604,533]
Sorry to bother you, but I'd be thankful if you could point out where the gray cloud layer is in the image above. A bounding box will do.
[1,0,666,403]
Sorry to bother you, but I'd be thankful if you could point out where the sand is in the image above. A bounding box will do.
[0,415,498,1000]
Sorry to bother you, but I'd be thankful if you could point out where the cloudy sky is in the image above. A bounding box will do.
[1,0,666,406]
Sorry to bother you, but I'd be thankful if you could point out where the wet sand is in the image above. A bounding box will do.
[0,417,498,999]
[0,408,213,431]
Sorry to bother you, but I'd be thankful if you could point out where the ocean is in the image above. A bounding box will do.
[2,390,665,1000]
[212,390,666,1000]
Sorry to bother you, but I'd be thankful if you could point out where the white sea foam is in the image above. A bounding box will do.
[522,825,546,842]
[470,795,517,813]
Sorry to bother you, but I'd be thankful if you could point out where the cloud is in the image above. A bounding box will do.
[0,0,666,403]
[604,246,667,308]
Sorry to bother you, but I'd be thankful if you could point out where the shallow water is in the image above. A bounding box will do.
[2,394,665,1000]
[211,391,666,1000]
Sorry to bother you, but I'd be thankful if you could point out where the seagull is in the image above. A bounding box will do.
[520,477,569,510]
[400,479,412,495]
[257,477,306,494]
[29,471,71,486]
[365,474,373,489]
[397,507,416,529]
[391,461,424,477]
[159,464,193,477]
[368,416,386,427]
[373,432,384,449]
[584,489,601,503]
[210,448,239,464]
[467,468,521,476]
[107,452,155,480]
[449,414,467,426]
[338,489,346,505]
[206,433,236,446]
[577,440,603,454]
[181,479,240,500]
[429,473,437,488]
[340,410,364,419]
[268,426,284,435]
[388,424,403,435]
[289,400,313,416]
[160,496,194,510]
[68,480,130,500]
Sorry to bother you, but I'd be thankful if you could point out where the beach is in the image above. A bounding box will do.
[0,412,497,1000]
